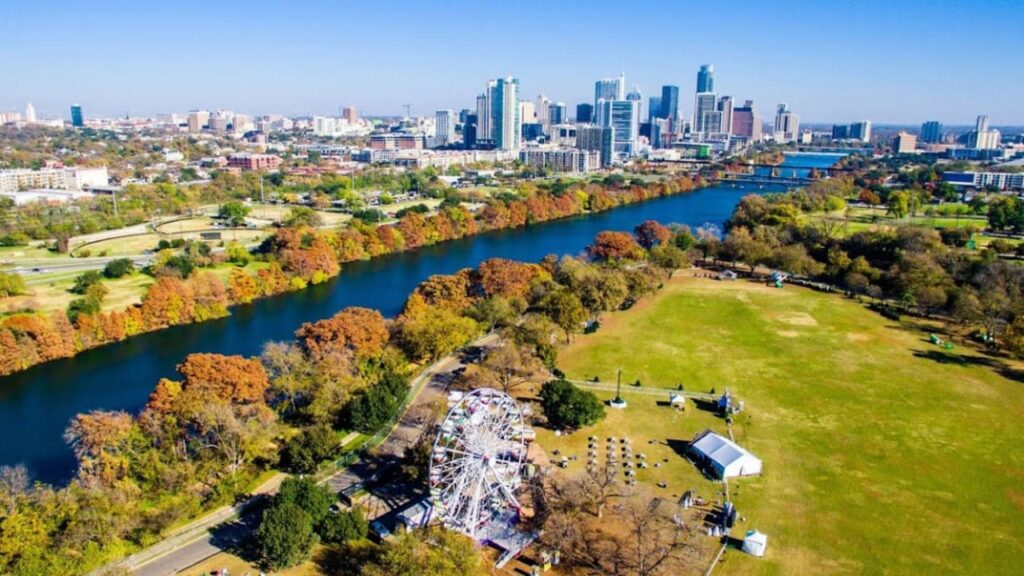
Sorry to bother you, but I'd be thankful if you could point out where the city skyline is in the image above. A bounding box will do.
[2,0,1023,124]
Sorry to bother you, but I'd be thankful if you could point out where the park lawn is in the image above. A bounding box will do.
[555,274,1024,576]
[81,232,163,256]
[0,244,63,262]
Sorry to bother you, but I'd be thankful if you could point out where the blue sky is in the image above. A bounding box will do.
[3,0,1022,124]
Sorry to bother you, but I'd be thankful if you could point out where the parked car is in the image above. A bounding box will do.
[370,520,392,542]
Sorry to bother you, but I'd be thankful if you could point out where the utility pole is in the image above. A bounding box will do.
[259,174,266,219]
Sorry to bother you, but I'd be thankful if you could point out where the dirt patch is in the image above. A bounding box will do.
[771,312,818,326]
[777,330,800,338]
[1006,488,1024,513]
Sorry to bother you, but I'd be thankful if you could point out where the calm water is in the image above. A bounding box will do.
[0,153,843,484]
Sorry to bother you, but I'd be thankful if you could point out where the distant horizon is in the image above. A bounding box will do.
[3,0,1023,125]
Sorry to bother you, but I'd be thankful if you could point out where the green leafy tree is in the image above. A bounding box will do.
[276,476,336,527]
[70,270,103,295]
[320,508,368,543]
[102,258,134,279]
[256,502,319,569]
[0,272,28,297]
[540,379,606,429]
[281,426,339,474]
[284,206,324,228]
[362,528,481,576]
[219,200,251,226]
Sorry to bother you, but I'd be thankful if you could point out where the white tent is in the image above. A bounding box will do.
[741,530,768,557]
[669,393,686,407]
[688,429,762,479]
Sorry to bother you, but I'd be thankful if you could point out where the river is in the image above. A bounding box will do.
[0,152,844,484]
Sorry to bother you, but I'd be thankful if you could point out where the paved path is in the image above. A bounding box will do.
[567,379,715,400]
[99,333,498,576]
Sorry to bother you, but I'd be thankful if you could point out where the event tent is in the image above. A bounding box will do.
[688,429,763,479]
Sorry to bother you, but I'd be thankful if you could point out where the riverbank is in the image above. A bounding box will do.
[0,175,705,379]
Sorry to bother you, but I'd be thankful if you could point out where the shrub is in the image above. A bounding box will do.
[103,258,135,278]
[71,270,103,294]
[0,271,28,297]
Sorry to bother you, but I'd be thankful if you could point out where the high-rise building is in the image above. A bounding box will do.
[342,106,358,123]
[492,77,521,151]
[660,85,679,121]
[519,101,536,126]
[463,113,478,149]
[648,96,663,124]
[968,115,1000,150]
[435,109,454,146]
[599,99,639,158]
[831,124,849,140]
[717,96,734,135]
[25,103,36,124]
[693,92,717,135]
[920,121,943,144]
[476,80,496,142]
[696,65,715,93]
[594,72,625,108]
[576,103,594,124]
[70,104,83,127]
[626,86,643,126]
[731,100,761,141]
[208,112,229,134]
[774,104,799,143]
[892,132,917,153]
[849,121,872,143]
[535,94,551,129]
[188,110,209,133]
[549,102,567,126]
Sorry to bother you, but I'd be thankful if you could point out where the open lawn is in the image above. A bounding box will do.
[805,206,988,236]
[554,274,1024,575]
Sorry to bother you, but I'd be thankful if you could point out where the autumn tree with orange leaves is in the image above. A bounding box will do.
[295,307,389,360]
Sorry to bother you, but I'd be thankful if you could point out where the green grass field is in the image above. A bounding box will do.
[553,274,1024,575]
[805,206,988,236]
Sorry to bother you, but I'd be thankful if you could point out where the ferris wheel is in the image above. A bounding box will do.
[430,388,528,540]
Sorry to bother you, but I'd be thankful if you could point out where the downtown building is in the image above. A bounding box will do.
[435,109,455,146]
[773,104,800,143]
[519,147,600,174]
[474,77,521,150]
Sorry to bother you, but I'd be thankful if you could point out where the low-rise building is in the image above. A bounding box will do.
[226,153,282,171]
[943,171,1024,192]
[519,148,600,173]
[0,166,108,194]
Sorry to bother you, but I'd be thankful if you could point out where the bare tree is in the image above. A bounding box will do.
[0,464,30,514]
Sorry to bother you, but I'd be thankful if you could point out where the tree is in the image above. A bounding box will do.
[320,508,368,544]
[284,206,324,228]
[176,353,269,407]
[887,190,910,220]
[276,476,336,527]
[261,341,316,414]
[588,231,644,261]
[0,272,28,297]
[397,295,480,360]
[257,502,319,569]
[193,401,277,475]
[63,410,135,486]
[475,343,545,394]
[540,379,605,429]
[102,258,134,279]
[219,200,251,226]
[465,295,522,332]
[70,270,103,295]
[538,289,587,341]
[281,425,339,473]
[633,220,672,249]
[362,528,480,576]
[295,307,390,360]
[342,372,409,433]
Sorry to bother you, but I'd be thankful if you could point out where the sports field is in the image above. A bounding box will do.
[552,273,1024,575]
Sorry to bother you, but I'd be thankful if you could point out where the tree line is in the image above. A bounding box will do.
[0,174,701,377]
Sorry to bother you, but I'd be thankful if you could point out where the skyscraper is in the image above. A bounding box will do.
[848,121,872,143]
[626,86,643,127]
[549,102,567,126]
[599,99,639,158]
[920,121,943,144]
[693,92,717,136]
[25,103,36,124]
[70,104,83,127]
[342,107,358,123]
[594,72,625,108]
[731,100,761,141]
[463,113,478,149]
[696,65,715,93]
[968,114,1000,150]
[476,80,496,143]
[492,77,521,151]
[576,103,594,124]
[717,96,734,135]
[648,96,663,124]
[660,85,679,121]
[774,104,799,143]
[535,94,551,129]
[435,110,454,146]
